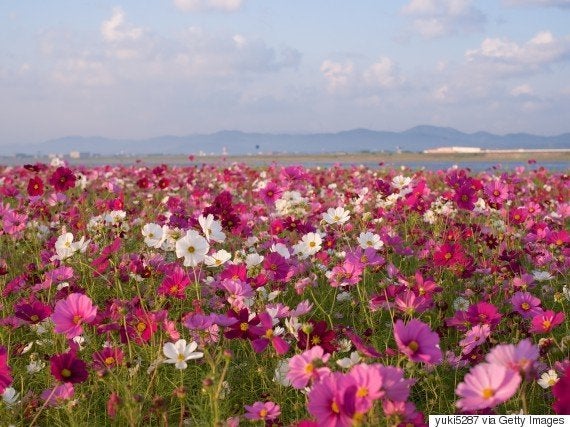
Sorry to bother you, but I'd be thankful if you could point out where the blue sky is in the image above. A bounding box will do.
[1,0,570,146]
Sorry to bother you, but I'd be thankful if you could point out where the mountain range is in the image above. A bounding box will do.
[3,125,570,156]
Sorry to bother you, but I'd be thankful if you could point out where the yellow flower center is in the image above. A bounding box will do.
[240,322,249,331]
[542,319,552,330]
[136,322,147,332]
[304,363,314,374]
[264,329,274,339]
[259,408,268,419]
[61,368,72,378]
[311,336,321,345]
[481,388,494,399]
[521,302,530,310]
[331,401,340,414]
[357,387,368,398]
[30,314,39,322]
[187,246,195,254]
[73,315,82,325]
[104,356,115,366]
[408,340,419,352]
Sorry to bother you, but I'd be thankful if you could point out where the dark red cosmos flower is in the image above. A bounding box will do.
[454,184,478,211]
[14,299,52,324]
[297,320,338,354]
[224,308,263,341]
[49,166,76,192]
[50,351,88,383]
[27,176,44,196]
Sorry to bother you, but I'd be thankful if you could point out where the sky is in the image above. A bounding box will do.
[1,0,570,147]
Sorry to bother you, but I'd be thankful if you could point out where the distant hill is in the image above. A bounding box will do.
[2,126,569,156]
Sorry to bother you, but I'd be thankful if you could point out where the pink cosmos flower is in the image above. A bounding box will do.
[510,292,543,319]
[52,293,97,338]
[485,339,538,377]
[348,363,384,413]
[244,401,281,421]
[287,346,331,389]
[393,319,442,364]
[460,324,491,355]
[41,383,75,406]
[307,372,357,427]
[529,310,565,334]
[2,210,27,235]
[377,365,415,402]
[466,302,502,328]
[456,363,521,411]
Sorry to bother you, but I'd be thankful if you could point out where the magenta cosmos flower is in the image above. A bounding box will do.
[52,293,97,338]
[307,372,357,427]
[456,363,521,411]
[510,292,543,319]
[529,310,565,334]
[552,365,570,415]
[348,363,384,413]
[393,319,442,364]
[0,346,12,394]
[244,401,281,421]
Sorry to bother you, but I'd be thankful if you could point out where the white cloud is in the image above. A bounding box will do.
[510,84,534,96]
[173,0,244,12]
[503,0,570,8]
[401,0,486,38]
[101,7,143,42]
[320,60,354,91]
[465,31,570,72]
[52,59,114,87]
[363,57,403,88]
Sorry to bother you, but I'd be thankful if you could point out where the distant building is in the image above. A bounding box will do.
[69,151,80,159]
[423,146,482,154]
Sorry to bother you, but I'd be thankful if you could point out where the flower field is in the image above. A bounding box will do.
[0,159,569,426]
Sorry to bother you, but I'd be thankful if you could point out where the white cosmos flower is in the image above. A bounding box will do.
[104,210,126,225]
[336,351,362,369]
[55,232,76,260]
[198,214,226,243]
[175,230,209,267]
[537,369,559,389]
[357,231,384,250]
[204,249,232,267]
[245,253,264,267]
[270,243,291,259]
[391,175,412,190]
[532,270,554,282]
[299,232,322,257]
[323,207,350,225]
[163,339,203,370]
[71,236,89,253]
[142,223,166,248]
[2,387,20,406]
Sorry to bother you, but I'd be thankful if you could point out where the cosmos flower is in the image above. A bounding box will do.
[175,229,209,267]
[485,339,539,377]
[456,363,521,411]
[52,293,97,339]
[393,319,442,364]
[244,401,281,421]
[357,231,384,250]
[322,207,350,225]
[49,166,76,192]
[287,346,331,389]
[537,369,559,389]
[141,223,166,248]
[41,383,75,406]
[307,372,357,427]
[162,339,203,370]
[529,310,565,334]
[50,351,89,383]
[0,347,12,394]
